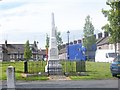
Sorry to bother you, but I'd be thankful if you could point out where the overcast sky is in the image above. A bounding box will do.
[0,0,109,49]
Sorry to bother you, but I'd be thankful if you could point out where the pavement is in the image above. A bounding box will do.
[1,75,120,90]
[1,79,119,88]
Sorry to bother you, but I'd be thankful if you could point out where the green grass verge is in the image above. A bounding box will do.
[1,61,114,80]
[70,61,113,80]
[1,61,48,81]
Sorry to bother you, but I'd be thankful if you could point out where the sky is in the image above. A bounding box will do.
[0,0,109,49]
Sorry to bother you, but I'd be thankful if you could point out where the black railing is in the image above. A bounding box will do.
[27,60,86,75]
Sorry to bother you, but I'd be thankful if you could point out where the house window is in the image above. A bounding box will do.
[16,54,18,59]
[20,54,24,59]
[0,53,2,59]
[10,54,13,59]
[31,54,33,59]
[35,54,38,60]
[19,54,22,58]
[13,54,17,59]
[98,47,101,49]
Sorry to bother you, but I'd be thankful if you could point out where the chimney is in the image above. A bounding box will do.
[104,32,109,37]
[74,40,77,44]
[66,43,69,46]
[94,34,96,39]
[98,33,102,39]
[78,39,81,43]
[70,42,73,45]
[5,40,7,48]
[34,41,37,47]
[82,38,84,43]
[62,44,66,48]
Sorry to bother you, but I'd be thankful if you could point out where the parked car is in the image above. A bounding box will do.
[95,50,118,63]
[110,54,120,77]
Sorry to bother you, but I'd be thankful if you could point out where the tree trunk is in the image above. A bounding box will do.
[118,43,120,54]
[114,42,117,54]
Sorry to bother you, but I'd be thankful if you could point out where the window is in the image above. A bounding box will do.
[114,55,120,62]
[10,54,13,59]
[108,53,117,58]
[0,53,2,59]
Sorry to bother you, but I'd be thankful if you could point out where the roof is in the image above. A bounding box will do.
[1,44,38,54]
[38,49,46,55]
[96,36,109,46]
[59,48,66,54]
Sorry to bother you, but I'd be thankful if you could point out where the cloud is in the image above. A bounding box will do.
[0,0,108,33]
[0,2,26,10]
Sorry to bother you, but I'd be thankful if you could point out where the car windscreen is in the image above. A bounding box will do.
[108,53,117,58]
[114,55,120,62]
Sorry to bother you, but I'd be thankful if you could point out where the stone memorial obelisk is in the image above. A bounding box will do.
[45,13,62,75]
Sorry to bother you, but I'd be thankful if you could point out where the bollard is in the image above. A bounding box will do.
[24,61,28,73]
[7,66,15,89]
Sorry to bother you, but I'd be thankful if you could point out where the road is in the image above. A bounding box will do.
[1,79,119,89]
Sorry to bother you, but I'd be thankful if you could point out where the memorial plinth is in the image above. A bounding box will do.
[45,13,62,75]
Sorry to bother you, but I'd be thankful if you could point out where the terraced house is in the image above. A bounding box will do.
[0,40,40,62]
[96,32,120,54]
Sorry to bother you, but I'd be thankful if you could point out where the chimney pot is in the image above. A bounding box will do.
[78,40,81,43]
[104,32,109,37]
[98,33,102,38]
[70,42,73,45]
[74,40,77,44]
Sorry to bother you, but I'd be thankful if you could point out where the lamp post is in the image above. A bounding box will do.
[67,31,70,60]
[65,30,70,75]
[18,48,20,61]
[37,41,39,61]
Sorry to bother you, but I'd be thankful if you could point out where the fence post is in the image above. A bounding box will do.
[7,66,15,89]
[24,61,28,73]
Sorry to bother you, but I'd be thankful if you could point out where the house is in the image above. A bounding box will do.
[58,31,120,61]
[59,44,67,60]
[38,49,46,60]
[59,40,86,60]
[96,32,120,54]
[0,40,39,62]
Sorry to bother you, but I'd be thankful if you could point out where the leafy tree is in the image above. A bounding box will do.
[83,15,96,51]
[24,40,32,61]
[45,33,49,60]
[55,28,63,51]
[102,0,120,53]
[45,28,63,52]
[45,33,49,48]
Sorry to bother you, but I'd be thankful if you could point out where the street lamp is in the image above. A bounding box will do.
[67,31,70,60]
[65,30,70,75]
[18,48,20,61]
[36,41,39,61]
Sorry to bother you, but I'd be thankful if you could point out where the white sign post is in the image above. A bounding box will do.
[7,66,15,89]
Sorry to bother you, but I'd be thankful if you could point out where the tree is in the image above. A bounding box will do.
[45,33,49,61]
[45,33,49,48]
[55,28,63,51]
[24,40,32,61]
[83,15,96,60]
[102,0,120,53]
[83,15,96,50]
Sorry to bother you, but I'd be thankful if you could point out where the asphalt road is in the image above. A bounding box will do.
[1,79,119,89]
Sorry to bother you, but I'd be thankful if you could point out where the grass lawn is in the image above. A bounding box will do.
[1,61,114,80]
[70,61,113,80]
[1,61,48,81]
